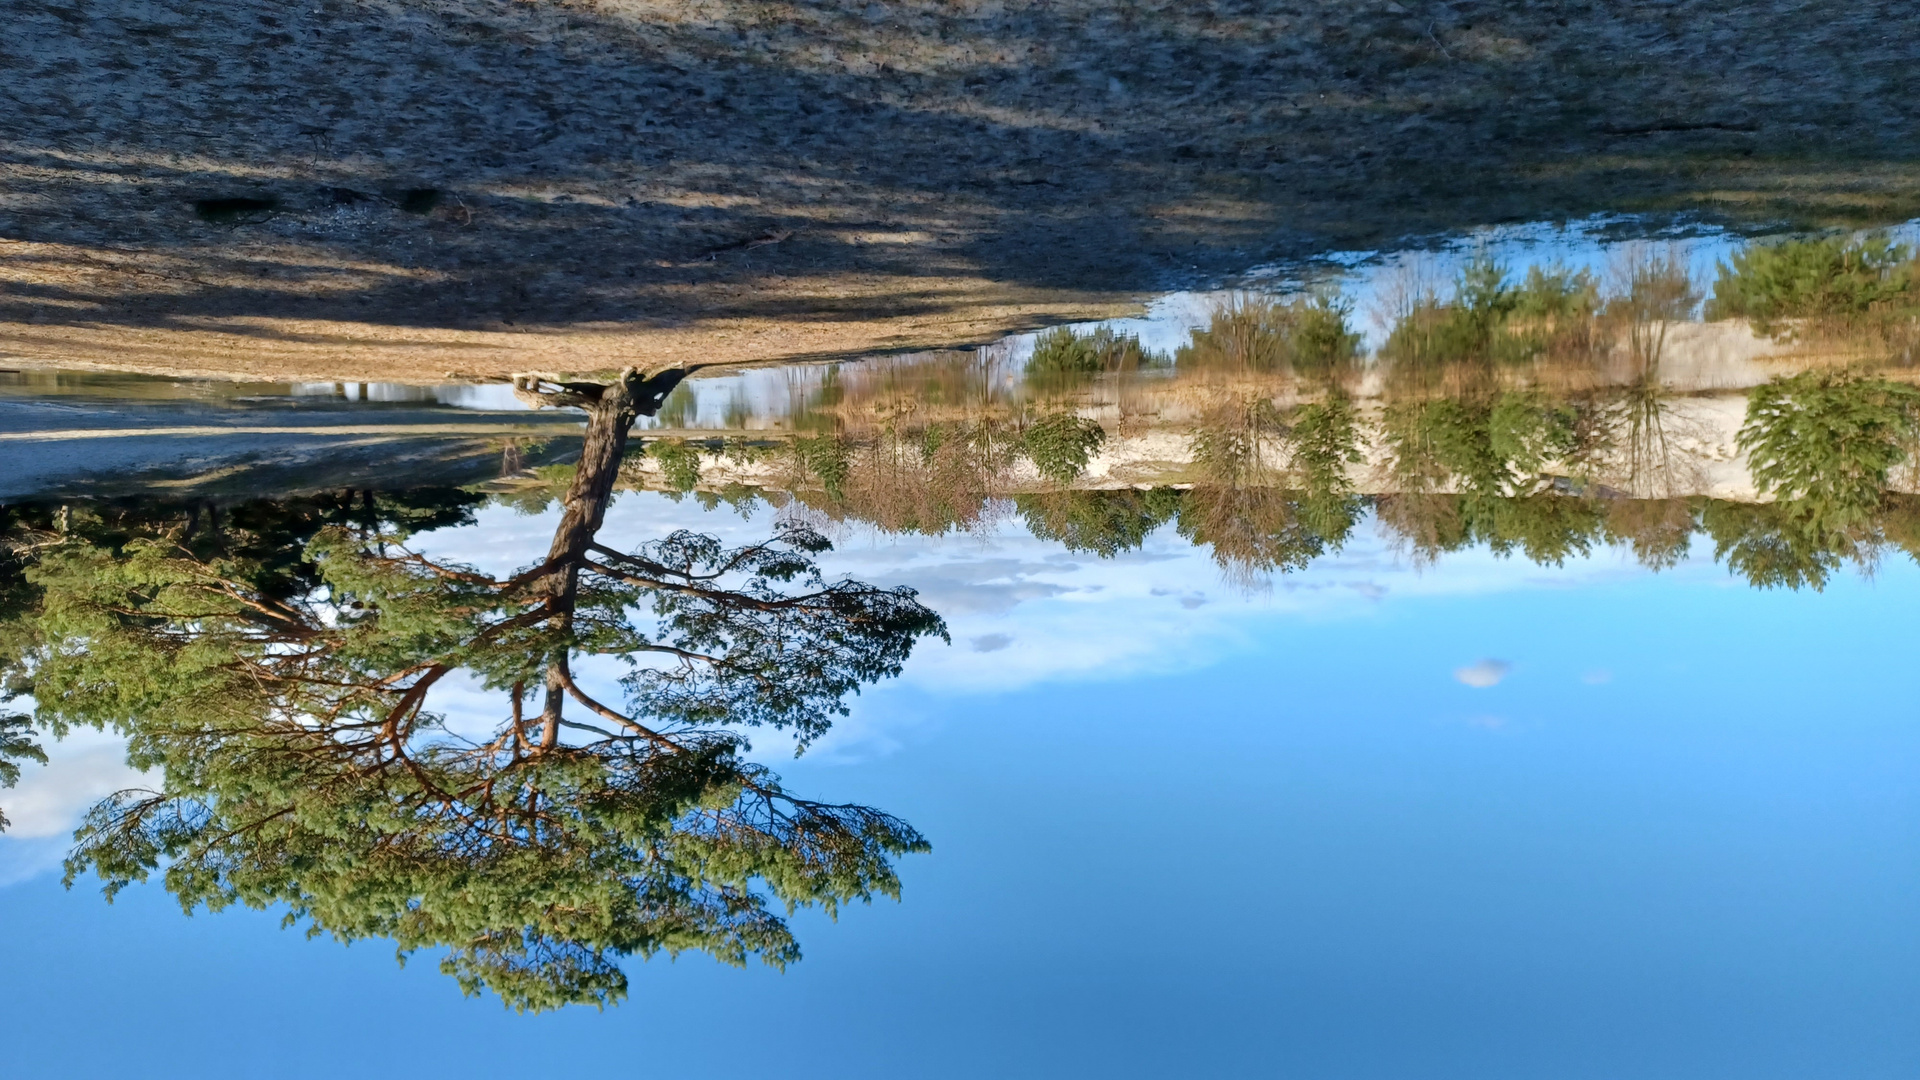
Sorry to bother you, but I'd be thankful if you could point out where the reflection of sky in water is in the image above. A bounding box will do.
[6,489,1918,1076]
[8,214,1920,1070]
[288,380,531,411]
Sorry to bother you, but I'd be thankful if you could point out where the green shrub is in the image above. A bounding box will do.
[1175,293,1360,376]
[1289,294,1365,374]
[1287,393,1364,496]
[1384,392,1578,496]
[1706,234,1918,329]
[1380,259,1596,367]
[1021,412,1107,483]
[1026,326,1163,376]
[1700,499,1850,590]
[1511,264,1601,322]
[1736,370,1920,534]
[1014,488,1184,557]
[791,434,853,498]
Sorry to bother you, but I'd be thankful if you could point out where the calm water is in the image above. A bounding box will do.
[4,225,1920,1077]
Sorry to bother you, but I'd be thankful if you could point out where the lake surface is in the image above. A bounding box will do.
[4,224,1920,1077]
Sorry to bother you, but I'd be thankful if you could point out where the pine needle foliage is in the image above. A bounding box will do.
[1384,392,1581,497]
[1285,392,1367,544]
[1013,488,1183,557]
[1371,491,1608,568]
[1175,487,1354,587]
[1021,413,1107,484]
[1737,370,1920,538]
[1288,392,1365,498]
[1025,325,1164,377]
[0,712,46,833]
[20,494,944,1011]
[1177,391,1366,587]
[1706,233,1919,331]
[1381,259,1597,367]
[14,372,948,1011]
[791,434,853,498]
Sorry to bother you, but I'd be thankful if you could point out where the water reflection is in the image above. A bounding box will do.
[0,372,945,1011]
[7,227,1920,1014]
[608,231,1920,590]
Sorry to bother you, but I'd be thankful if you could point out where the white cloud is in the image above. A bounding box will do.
[1454,659,1513,688]
[0,726,153,886]
[1,728,148,839]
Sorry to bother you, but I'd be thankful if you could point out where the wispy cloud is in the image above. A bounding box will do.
[1454,659,1513,688]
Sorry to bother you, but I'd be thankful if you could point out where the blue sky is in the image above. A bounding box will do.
[3,495,1918,1078]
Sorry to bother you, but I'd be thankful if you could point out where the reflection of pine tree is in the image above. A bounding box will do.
[1180,391,1364,589]
[1372,491,1606,568]
[1738,370,1920,538]
[10,371,947,1012]
[1383,391,1583,498]
[1014,489,1183,558]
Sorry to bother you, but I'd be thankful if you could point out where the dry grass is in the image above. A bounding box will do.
[0,0,1916,379]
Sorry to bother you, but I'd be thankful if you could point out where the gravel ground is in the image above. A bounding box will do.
[1,0,1916,379]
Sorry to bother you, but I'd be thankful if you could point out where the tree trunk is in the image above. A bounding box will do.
[526,366,686,743]
[544,376,642,579]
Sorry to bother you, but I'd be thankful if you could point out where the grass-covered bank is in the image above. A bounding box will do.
[0,0,1916,380]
